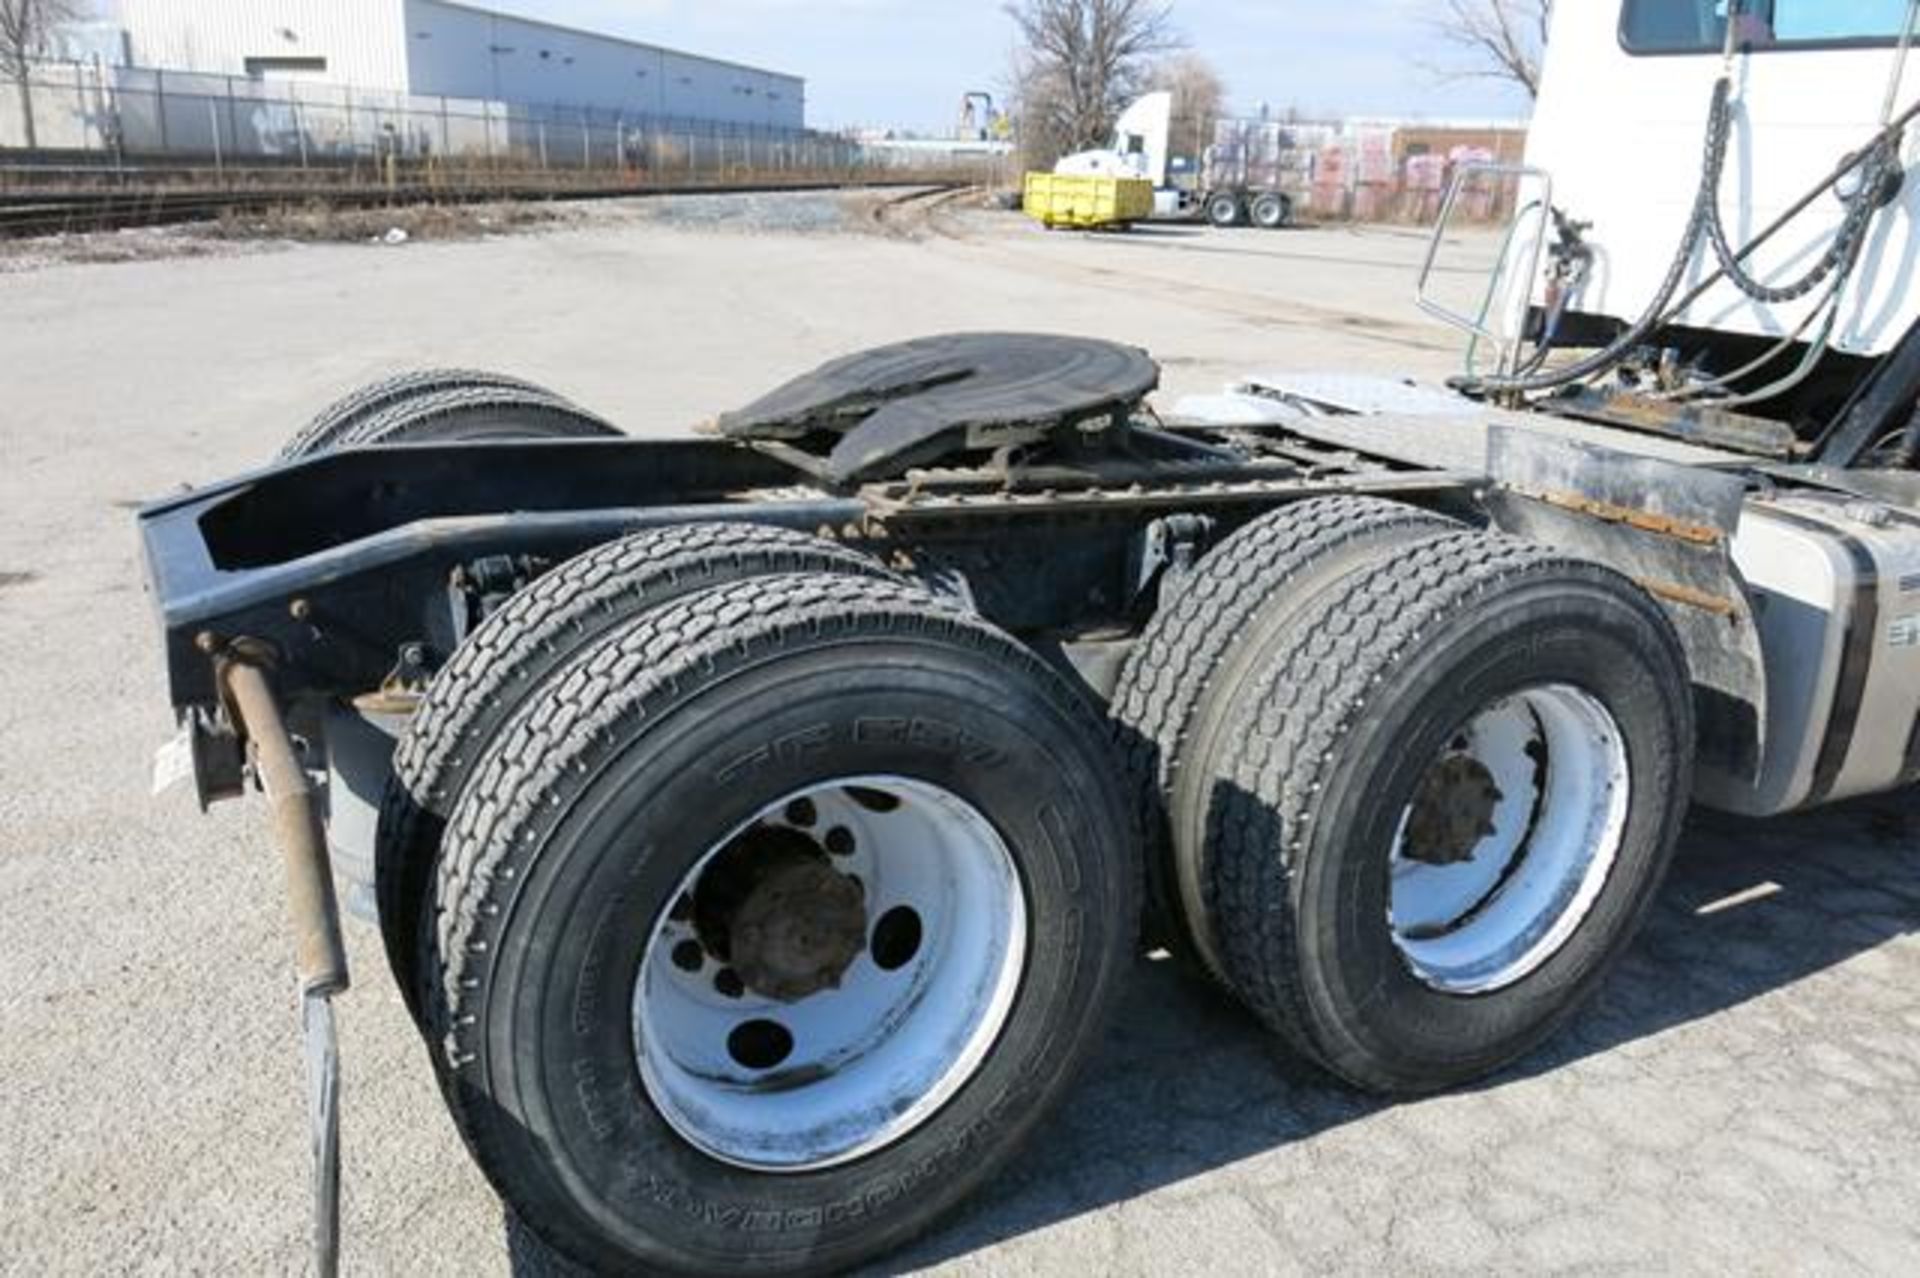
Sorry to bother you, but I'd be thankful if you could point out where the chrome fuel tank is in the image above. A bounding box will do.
[1701,492,1920,815]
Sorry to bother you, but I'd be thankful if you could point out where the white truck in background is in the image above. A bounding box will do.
[1051,91,1297,228]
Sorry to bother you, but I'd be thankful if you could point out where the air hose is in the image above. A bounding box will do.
[1452,81,1741,396]
[1701,80,1897,306]
[1458,40,1910,397]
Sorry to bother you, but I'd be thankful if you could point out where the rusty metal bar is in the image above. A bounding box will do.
[1527,487,1725,546]
[221,658,349,996]
[1632,576,1741,617]
[216,653,346,1278]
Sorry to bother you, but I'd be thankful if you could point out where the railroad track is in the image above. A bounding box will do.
[868,183,979,231]
[0,177,965,239]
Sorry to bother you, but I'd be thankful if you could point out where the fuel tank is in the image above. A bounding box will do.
[1700,491,1920,815]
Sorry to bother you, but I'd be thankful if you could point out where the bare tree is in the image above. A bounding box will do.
[1006,0,1181,169]
[0,0,83,149]
[1429,0,1551,100]
[1149,51,1224,166]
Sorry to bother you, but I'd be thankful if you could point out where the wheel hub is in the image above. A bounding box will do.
[1402,753,1505,866]
[637,776,1028,1172]
[694,826,868,1002]
[1388,685,1631,994]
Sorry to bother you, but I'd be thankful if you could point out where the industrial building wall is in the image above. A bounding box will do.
[401,0,804,128]
[106,0,411,91]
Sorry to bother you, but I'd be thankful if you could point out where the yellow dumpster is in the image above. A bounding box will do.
[1023,172,1155,229]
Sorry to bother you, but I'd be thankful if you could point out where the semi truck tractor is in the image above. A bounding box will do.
[1049,90,1297,227]
[139,1,1920,1272]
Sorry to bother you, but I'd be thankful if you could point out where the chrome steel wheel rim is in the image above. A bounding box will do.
[1388,684,1630,995]
[633,776,1027,1172]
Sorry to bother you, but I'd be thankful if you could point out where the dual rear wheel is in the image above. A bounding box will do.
[330,374,1690,1270]
[381,532,1138,1275]
[1205,191,1243,227]
[1203,191,1291,229]
[1113,498,1694,1093]
[1250,191,1292,229]
[292,375,1135,1273]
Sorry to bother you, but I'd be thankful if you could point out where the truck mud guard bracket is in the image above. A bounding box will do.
[1482,427,1767,781]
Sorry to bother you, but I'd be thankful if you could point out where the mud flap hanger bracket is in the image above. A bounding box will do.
[206,636,349,1278]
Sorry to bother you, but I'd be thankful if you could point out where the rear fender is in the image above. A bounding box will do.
[1482,427,1767,787]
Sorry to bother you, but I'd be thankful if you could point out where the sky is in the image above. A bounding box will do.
[484,0,1536,133]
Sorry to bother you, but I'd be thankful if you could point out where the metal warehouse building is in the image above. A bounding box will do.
[96,0,805,129]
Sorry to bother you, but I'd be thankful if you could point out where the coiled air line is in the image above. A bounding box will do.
[1459,0,1920,400]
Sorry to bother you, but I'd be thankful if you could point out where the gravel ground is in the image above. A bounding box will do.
[0,187,925,274]
[613,187,893,234]
[0,198,1915,1276]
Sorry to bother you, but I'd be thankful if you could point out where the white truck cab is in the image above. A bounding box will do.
[1532,0,1920,356]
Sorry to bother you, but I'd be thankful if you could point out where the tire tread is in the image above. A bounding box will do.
[1110,496,1457,953]
[330,384,618,451]
[281,368,553,458]
[1202,531,1687,1086]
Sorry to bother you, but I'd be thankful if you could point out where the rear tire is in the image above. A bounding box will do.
[1205,192,1242,227]
[1112,496,1458,967]
[316,385,621,452]
[1198,532,1692,1093]
[429,573,1138,1275]
[1251,192,1290,229]
[376,523,893,1022]
[281,369,560,458]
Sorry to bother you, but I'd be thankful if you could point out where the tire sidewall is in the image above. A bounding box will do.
[473,642,1129,1273]
[381,532,888,1024]
[1292,580,1689,1086]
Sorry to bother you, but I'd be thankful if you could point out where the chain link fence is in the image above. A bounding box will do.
[2,60,988,184]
